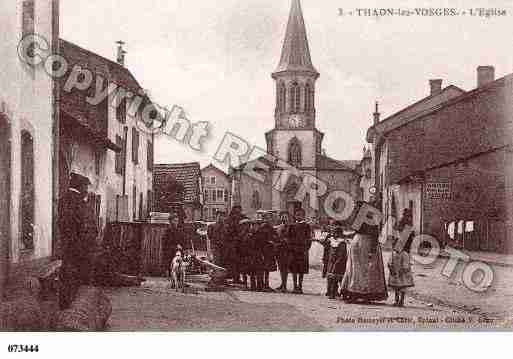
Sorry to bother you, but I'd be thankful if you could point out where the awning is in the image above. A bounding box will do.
[60,111,122,152]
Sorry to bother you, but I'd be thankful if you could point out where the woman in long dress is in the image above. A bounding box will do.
[341,215,388,303]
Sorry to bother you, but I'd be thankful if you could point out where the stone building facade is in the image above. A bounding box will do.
[231,0,360,220]
[201,164,231,221]
[366,80,466,235]
[367,68,513,253]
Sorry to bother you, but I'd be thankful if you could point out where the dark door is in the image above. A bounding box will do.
[287,201,302,217]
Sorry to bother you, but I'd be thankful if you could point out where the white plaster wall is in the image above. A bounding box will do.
[105,96,153,222]
[0,0,56,263]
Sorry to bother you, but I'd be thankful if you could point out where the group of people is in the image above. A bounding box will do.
[170,200,415,307]
[208,206,312,294]
[320,207,415,307]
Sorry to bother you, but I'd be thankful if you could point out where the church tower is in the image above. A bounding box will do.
[266,0,323,169]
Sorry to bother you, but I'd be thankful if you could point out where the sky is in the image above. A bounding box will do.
[60,0,513,170]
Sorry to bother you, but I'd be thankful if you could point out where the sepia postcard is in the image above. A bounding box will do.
[1,0,513,345]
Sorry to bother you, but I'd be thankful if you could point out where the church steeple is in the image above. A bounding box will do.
[272,0,319,130]
[274,0,318,75]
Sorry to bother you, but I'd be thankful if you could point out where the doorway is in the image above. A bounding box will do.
[287,201,302,218]
[0,115,11,294]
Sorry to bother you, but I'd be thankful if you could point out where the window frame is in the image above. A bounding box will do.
[115,135,124,175]
[132,127,139,165]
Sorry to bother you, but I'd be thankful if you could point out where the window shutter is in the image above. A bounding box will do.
[147,139,153,171]
[132,128,139,164]
[115,135,123,174]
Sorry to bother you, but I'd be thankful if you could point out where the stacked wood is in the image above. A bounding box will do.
[54,286,112,331]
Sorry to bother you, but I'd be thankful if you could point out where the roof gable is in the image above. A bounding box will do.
[154,162,202,203]
[201,164,229,179]
[368,85,465,142]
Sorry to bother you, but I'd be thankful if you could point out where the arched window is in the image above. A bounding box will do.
[20,130,35,250]
[288,137,302,167]
[290,82,301,113]
[251,190,261,210]
[304,83,312,112]
[295,84,301,113]
[278,82,286,113]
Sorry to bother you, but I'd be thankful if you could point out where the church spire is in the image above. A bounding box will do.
[274,0,318,75]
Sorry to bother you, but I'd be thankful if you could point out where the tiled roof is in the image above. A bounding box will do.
[201,164,229,178]
[274,0,318,75]
[316,155,359,172]
[60,39,144,94]
[154,163,201,203]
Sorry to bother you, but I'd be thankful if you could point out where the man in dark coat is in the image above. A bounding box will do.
[255,219,277,291]
[163,213,185,277]
[207,211,226,267]
[274,211,291,292]
[288,208,312,294]
[58,173,93,310]
[224,206,243,283]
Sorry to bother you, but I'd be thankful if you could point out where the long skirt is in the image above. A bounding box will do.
[341,234,388,302]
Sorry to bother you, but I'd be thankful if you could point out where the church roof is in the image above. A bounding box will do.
[274,0,318,75]
[316,155,359,172]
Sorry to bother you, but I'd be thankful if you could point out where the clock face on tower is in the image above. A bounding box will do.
[288,115,304,128]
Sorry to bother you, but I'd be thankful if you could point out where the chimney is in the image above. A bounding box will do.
[477,66,495,88]
[373,101,380,125]
[429,79,443,96]
[116,41,126,66]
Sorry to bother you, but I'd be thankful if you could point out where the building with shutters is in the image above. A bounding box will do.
[57,39,155,230]
[201,164,231,221]
[366,68,513,253]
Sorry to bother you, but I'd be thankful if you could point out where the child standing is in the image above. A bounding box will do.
[388,238,414,307]
[326,226,349,300]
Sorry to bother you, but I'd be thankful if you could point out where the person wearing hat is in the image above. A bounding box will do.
[274,211,292,292]
[237,218,255,289]
[287,208,312,294]
[58,172,94,310]
[224,206,244,284]
[207,211,227,268]
[256,217,278,292]
[340,201,388,303]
